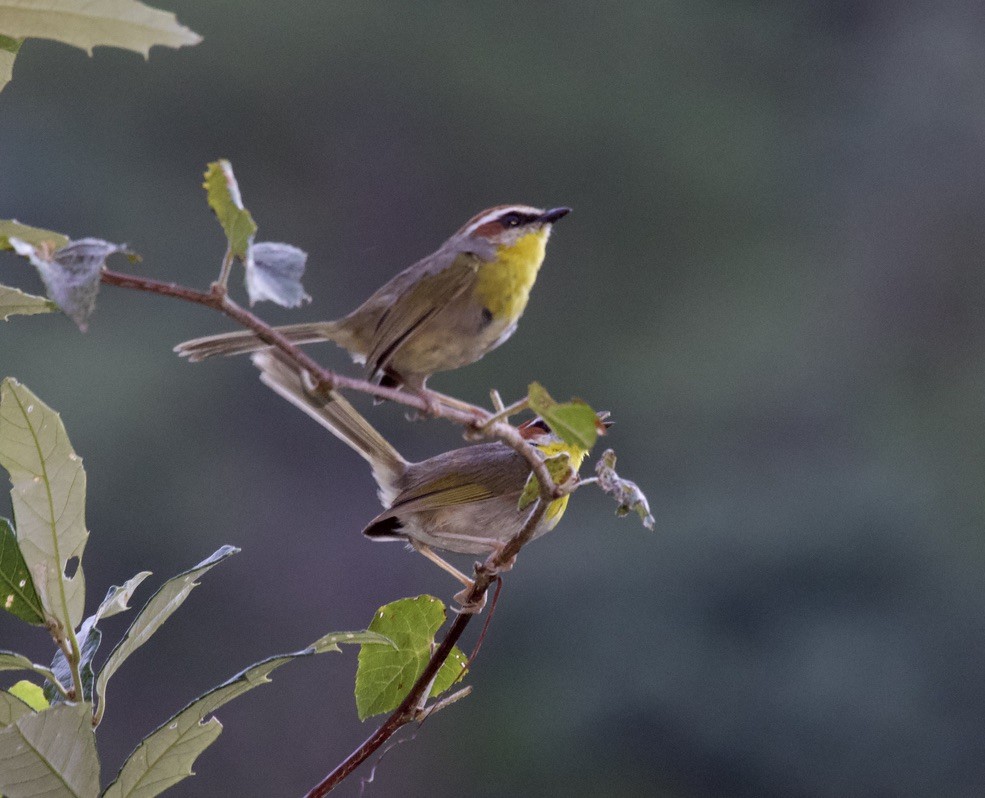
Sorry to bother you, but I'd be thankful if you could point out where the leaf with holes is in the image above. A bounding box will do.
[0,701,98,798]
[203,160,256,260]
[0,0,201,56]
[355,595,468,720]
[0,517,44,624]
[103,630,384,798]
[0,379,88,633]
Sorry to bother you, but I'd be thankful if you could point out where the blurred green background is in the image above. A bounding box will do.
[4,2,985,795]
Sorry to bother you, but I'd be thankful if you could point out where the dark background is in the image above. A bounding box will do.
[3,2,985,796]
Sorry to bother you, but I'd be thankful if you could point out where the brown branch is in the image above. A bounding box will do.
[302,499,550,798]
[99,268,563,494]
[98,266,571,794]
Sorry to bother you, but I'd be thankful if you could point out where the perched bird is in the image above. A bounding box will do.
[176,205,570,394]
[251,351,597,607]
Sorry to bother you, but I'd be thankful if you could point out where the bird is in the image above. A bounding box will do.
[251,350,598,609]
[175,204,570,397]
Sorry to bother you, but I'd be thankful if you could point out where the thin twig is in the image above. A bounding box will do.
[303,500,550,798]
[101,267,563,495]
[97,266,571,795]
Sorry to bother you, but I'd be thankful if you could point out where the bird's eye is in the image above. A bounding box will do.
[499,212,524,228]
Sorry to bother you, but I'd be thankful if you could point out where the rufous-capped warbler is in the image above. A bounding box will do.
[175,205,570,394]
[251,350,599,609]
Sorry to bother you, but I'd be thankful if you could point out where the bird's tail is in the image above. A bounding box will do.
[175,320,356,362]
[251,351,405,501]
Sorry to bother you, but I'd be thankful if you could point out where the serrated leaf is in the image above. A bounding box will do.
[0,0,201,56]
[0,701,99,798]
[0,35,21,93]
[9,237,129,331]
[96,571,152,620]
[94,546,239,721]
[103,630,372,798]
[517,451,572,512]
[527,381,599,450]
[245,241,311,307]
[595,449,655,530]
[0,219,69,251]
[0,651,59,686]
[46,615,101,705]
[203,160,256,260]
[0,689,35,726]
[8,680,47,712]
[355,595,467,720]
[309,629,393,654]
[0,516,44,624]
[0,283,58,320]
[0,378,88,633]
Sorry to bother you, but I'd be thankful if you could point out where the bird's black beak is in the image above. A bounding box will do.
[539,207,571,224]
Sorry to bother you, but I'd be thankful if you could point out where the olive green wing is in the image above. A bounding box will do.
[364,249,483,380]
[375,444,527,515]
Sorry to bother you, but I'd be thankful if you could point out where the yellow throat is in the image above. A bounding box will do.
[474,229,549,322]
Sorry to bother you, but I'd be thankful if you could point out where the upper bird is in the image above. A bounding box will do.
[174,204,570,393]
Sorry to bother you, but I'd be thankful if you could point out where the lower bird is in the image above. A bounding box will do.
[251,350,596,609]
[176,205,570,399]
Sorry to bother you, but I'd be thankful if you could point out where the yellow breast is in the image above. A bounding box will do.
[473,230,549,322]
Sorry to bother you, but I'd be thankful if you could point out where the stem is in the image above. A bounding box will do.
[101,269,484,415]
[303,499,550,797]
[97,266,573,792]
[214,246,235,291]
[480,397,529,429]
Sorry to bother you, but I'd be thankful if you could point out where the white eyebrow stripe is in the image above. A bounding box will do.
[461,205,544,235]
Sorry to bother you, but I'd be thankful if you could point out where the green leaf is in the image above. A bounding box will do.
[245,241,310,307]
[103,630,377,798]
[45,571,150,706]
[95,571,152,620]
[594,449,655,530]
[0,516,44,624]
[8,237,130,331]
[8,680,47,712]
[94,546,239,721]
[203,160,257,260]
[0,0,201,56]
[0,219,69,251]
[0,688,35,727]
[355,595,468,720]
[527,382,600,450]
[0,702,99,798]
[0,651,59,687]
[309,629,393,654]
[0,283,58,321]
[517,451,572,511]
[0,34,22,93]
[0,378,88,633]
